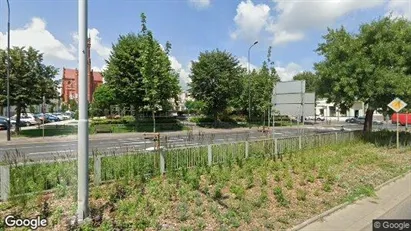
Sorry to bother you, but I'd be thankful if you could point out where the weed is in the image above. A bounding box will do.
[274,173,281,182]
[194,206,204,217]
[197,219,206,230]
[314,190,320,196]
[213,184,223,200]
[178,202,190,221]
[246,175,255,189]
[345,184,376,203]
[230,185,245,200]
[253,189,268,208]
[273,186,289,207]
[285,177,294,190]
[261,171,268,186]
[307,174,315,183]
[323,183,332,192]
[109,183,128,203]
[296,189,307,201]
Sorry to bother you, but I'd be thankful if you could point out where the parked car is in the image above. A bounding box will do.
[0,116,17,127]
[0,117,9,130]
[45,113,61,122]
[53,113,70,121]
[345,117,358,123]
[11,113,38,126]
[373,120,384,125]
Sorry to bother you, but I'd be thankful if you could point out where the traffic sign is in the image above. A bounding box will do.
[388,97,407,112]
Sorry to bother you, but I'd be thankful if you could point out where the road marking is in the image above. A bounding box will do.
[122,141,148,145]
[28,150,74,156]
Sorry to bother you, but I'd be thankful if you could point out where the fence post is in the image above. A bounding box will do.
[208,144,212,166]
[94,156,102,186]
[335,132,338,143]
[245,141,249,158]
[160,150,166,174]
[0,165,10,201]
[274,138,278,155]
[299,136,302,150]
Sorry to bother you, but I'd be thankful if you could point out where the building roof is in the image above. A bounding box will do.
[63,68,77,80]
[93,71,103,82]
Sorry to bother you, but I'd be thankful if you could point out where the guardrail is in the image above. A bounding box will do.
[0,130,363,201]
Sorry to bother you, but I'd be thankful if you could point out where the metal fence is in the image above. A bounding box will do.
[0,130,363,201]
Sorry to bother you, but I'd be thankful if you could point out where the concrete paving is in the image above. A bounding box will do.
[299,172,411,231]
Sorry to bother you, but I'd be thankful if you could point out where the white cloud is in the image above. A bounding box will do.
[72,28,111,60]
[169,56,191,90]
[189,0,211,9]
[92,64,107,72]
[231,0,270,42]
[0,17,76,61]
[231,0,386,46]
[386,0,411,20]
[275,62,303,81]
[238,56,258,71]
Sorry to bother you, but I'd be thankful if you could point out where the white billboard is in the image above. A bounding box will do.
[274,104,315,117]
[275,80,306,94]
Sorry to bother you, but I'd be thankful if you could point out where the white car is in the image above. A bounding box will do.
[54,113,71,120]
[11,113,38,126]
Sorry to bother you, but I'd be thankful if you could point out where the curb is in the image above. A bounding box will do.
[289,170,411,231]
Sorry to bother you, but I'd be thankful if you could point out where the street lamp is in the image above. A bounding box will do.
[6,0,11,141]
[248,40,258,128]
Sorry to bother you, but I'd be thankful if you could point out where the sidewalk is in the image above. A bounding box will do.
[295,172,411,231]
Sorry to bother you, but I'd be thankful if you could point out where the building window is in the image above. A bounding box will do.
[329,106,336,117]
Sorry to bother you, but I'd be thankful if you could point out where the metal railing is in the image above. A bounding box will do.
[0,130,363,201]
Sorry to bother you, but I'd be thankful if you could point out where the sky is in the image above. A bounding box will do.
[0,0,410,92]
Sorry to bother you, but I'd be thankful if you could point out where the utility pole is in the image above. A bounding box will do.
[248,41,258,128]
[77,0,89,221]
[6,0,11,141]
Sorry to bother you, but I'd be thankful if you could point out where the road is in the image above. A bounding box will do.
[0,124,364,162]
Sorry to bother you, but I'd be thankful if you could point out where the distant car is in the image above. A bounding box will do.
[373,120,384,125]
[356,116,366,124]
[0,117,9,130]
[345,117,358,123]
[11,113,38,126]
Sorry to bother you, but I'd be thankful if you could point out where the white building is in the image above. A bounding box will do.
[315,98,384,121]
[171,91,192,111]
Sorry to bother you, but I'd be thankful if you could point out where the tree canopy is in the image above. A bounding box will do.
[0,46,59,132]
[314,16,411,132]
[188,49,245,120]
[103,13,181,129]
[91,84,116,116]
[293,71,318,93]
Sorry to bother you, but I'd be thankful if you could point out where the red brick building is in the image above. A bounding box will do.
[61,38,104,103]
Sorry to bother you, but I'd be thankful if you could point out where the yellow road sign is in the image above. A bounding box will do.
[388,97,407,112]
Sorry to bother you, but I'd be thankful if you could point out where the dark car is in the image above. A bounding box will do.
[0,117,9,130]
[345,117,358,123]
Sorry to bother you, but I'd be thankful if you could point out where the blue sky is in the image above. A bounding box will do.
[0,0,410,90]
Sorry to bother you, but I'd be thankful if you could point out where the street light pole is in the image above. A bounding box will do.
[6,0,11,141]
[248,41,258,128]
[77,0,89,221]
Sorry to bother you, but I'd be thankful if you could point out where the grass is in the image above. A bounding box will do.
[1,138,411,230]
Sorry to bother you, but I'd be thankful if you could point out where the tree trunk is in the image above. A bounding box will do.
[152,110,156,133]
[134,105,139,132]
[15,105,22,134]
[363,109,374,133]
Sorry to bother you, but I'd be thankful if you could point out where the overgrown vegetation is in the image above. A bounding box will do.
[1,131,411,230]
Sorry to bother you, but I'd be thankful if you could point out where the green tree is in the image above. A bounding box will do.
[293,71,318,93]
[68,99,78,112]
[0,47,59,133]
[140,25,181,132]
[185,100,206,115]
[104,13,180,132]
[315,17,411,132]
[91,84,116,116]
[189,49,244,121]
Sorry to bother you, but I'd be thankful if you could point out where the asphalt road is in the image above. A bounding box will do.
[0,124,364,162]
